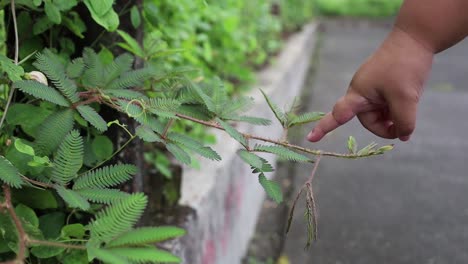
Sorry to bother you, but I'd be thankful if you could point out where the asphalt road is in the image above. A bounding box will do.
[282,20,468,264]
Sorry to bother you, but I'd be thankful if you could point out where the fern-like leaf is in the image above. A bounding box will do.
[107,226,186,247]
[176,104,212,121]
[227,115,271,126]
[251,156,275,174]
[0,156,23,188]
[66,58,85,78]
[259,173,283,203]
[147,98,181,118]
[220,97,254,117]
[238,150,263,169]
[166,143,191,165]
[254,144,311,162]
[260,89,287,126]
[34,50,79,102]
[73,164,137,190]
[107,68,153,90]
[217,118,247,147]
[106,247,181,263]
[105,89,146,100]
[168,132,221,161]
[103,53,134,85]
[116,100,165,134]
[51,130,84,185]
[82,48,104,88]
[288,112,325,127]
[76,105,108,132]
[135,126,164,143]
[88,247,130,264]
[55,185,90,210]
[90,193,148,242]
[14,80,70,107]
[35,109,75,156]
[75,188,130,204]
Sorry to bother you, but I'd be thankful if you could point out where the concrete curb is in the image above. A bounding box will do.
[173,22,319,264]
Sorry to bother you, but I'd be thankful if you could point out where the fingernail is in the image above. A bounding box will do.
[307,129,316,141]
[399,135,411,141]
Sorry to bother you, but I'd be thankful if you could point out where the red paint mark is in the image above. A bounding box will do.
[202,239,216,264]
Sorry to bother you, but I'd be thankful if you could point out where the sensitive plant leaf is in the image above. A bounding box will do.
[76,105,108,132]
[254,144,311,162]
[238,150,263,169]
[104,89,146,100]
[66,58,85,78]
[106,247,181,263]
[168,132,221,161]
[35,109,75,156]
[166,143,191,165]
[103,53,135,84]
[73,164,137,190]
[107,226,186,247]
[14,80,70,107]
[0,156,23,188]
[55,185,90,210]
[289,112,325,127]
[147,98,181,118]
[75,188,130,204]
[82,48,105,87]
[90,193,148,243]
[107,68,153,90]
[227,115,271,126]
[217,118,247,147]
[135,125,164,143]
[357,142,378,156]
[347,136,357,154]
[259,174,283,203]
[260,89,286,126]
[88,247,130,264]
[51,130,84,185]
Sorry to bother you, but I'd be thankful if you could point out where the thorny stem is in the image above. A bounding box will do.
[0,0,20,130]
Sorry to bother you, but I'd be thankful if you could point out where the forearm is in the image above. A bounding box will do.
[395,0,468,53]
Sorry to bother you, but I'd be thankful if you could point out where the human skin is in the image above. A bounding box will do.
[307,0,468,142]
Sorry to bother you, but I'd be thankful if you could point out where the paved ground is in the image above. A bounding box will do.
[282,20,468,264]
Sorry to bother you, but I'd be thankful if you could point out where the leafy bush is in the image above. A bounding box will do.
[316,0,403,17]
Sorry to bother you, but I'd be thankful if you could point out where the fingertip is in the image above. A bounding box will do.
[399,135,411,142]
[307,128,324,142]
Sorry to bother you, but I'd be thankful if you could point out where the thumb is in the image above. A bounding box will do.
[307,93,364,142]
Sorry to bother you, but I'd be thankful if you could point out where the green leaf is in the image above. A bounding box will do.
[15,204,39,227]
[59,248,88,264]
[31,245,66,259]
[107,247,181,263]
[33,15,53,35]
[91,136,113,161]
[289,112,325,127]
[66,58,85,78]
[14,80,70,107]
[88,247,130,264]
[116,30,144,58]
[166,143,191,165]
[73,164,137,190]
[90,193,147,243]
[12,188,58,209]
[44,1,62,24]
[35,109,75,156]
[0,156,23,188]
[107,226,186,247]
[130,6,141,28]
[39,212,65,239]
[168,132,221,161]
[238,150,263,169]
[347,136,357,154]
[61,224,85,239]
[53,0,78,11]
[254,144,311,162]
[135,125,164,143]
[6,103,52,137]
[260,89,286,126]
[75,188,130,204]
[14,139,35,156]
[216,118,247,146]
[76,105,107,132]
[259,174,283,203]
[83,0,119,31]
[227,115,271,126]
[0,54,24,81]
[62,12,86,39]
[55,185,90,210]
[51,130,84,185]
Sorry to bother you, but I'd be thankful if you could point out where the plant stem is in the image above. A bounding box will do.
[29,239,86,250]
[21,176,54,189]
[161,119,174,139]
[0,0,20,130]
[2,184,27,262]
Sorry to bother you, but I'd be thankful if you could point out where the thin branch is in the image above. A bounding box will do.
[161,119,175,139]
[306,155,321,184]
[29,239,86,250]
[0,0,20,130]
[2,184,27,262]
[21,176,54,189]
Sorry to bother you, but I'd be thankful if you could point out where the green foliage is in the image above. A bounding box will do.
[73,164,137,189]
[259,173,283,203]
[316,0,403,17]
[107,226,186,247]
[51,130,84,185]
[14,80,70,107]
[0,156,23,188]
[254,144,311,163]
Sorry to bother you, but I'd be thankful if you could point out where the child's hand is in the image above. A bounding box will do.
[307,28,434,142]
